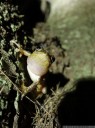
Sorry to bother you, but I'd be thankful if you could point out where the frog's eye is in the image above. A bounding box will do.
[35,48,42,51]
[35,45,43,51]
[50,56,55,63]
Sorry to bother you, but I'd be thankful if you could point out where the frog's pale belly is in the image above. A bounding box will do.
[27,65,40,82]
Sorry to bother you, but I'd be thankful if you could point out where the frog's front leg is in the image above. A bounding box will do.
[12,41,31,57]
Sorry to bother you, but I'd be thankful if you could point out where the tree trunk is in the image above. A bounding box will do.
[46,0,95,79]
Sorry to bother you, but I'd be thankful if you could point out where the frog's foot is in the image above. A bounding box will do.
[35,84,47,99]
[20,82,38,99]
[20,82,47,99]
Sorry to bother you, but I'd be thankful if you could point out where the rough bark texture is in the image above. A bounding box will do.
[47,0,95,79]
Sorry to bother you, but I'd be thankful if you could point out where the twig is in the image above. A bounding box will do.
[0,86,4,94]
[0,69,35,104]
